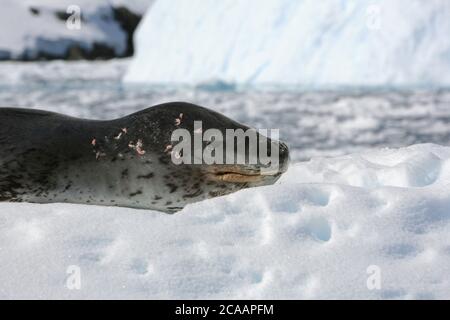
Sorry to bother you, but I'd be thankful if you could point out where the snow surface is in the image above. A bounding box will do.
[125,0,450,87]
[0,0,152,59]
[0,143,449,299]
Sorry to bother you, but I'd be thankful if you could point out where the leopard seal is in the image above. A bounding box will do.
[0,102,289,213]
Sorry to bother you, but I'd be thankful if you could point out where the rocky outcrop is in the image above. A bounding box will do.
[0,1,145,61]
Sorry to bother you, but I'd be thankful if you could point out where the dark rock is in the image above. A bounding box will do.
[19,39,117,61]
[0,50,11,60]
[112,6,142,57]
[54,10,71,21]
[29,7,40,16]
[3,5,143,61]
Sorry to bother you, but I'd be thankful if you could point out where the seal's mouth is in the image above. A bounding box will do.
[210,171,265,183]
[205,166,282,183]
[202,141,290,183]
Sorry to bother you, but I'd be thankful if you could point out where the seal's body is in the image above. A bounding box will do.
[0,102,289,213]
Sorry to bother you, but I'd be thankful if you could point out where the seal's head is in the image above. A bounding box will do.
[103,102,289,213]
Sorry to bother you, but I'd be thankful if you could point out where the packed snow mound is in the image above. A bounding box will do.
[1,144,450,299]
[282,144,450,188]
[125,0,450,87]
[0,0,152,60]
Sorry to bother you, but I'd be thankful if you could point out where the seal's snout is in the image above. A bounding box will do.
[279,141,290,173]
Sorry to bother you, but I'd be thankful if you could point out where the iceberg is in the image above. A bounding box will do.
[124,0,450,88]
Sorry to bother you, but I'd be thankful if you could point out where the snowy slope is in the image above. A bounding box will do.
[0,0,152,60]
[1,143,449,299]
[124,0,450,87]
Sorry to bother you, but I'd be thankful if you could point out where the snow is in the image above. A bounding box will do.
[1,143,449,299]
[124,0,450,88]
[0,0,152,59]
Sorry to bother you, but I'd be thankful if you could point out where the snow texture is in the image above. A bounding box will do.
[125,0,450,88]
[0,143,449,299]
